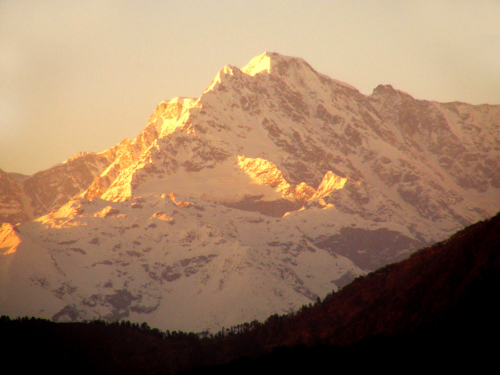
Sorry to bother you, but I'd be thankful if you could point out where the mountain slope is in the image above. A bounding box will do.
[2,211,499,375]
[276,210,500,348]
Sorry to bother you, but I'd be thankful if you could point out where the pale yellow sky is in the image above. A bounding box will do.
[1,0,499,174]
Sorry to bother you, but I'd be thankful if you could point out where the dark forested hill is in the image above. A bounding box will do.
[2,211,500,374]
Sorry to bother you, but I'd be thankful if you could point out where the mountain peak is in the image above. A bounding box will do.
[241,52,310,77]
[168,97,196,106]
[373,84,396,93]
[241,52,276,76]
[371,84,415,100]
[2,52,499,335]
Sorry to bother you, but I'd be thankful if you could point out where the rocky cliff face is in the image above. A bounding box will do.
[1,52,498,332]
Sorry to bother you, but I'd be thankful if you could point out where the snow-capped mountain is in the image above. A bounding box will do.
[1,52,499,332]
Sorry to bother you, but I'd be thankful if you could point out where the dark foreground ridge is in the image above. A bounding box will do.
[3,211,500,374]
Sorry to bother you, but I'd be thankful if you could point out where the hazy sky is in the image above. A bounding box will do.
[1,0,499,175]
